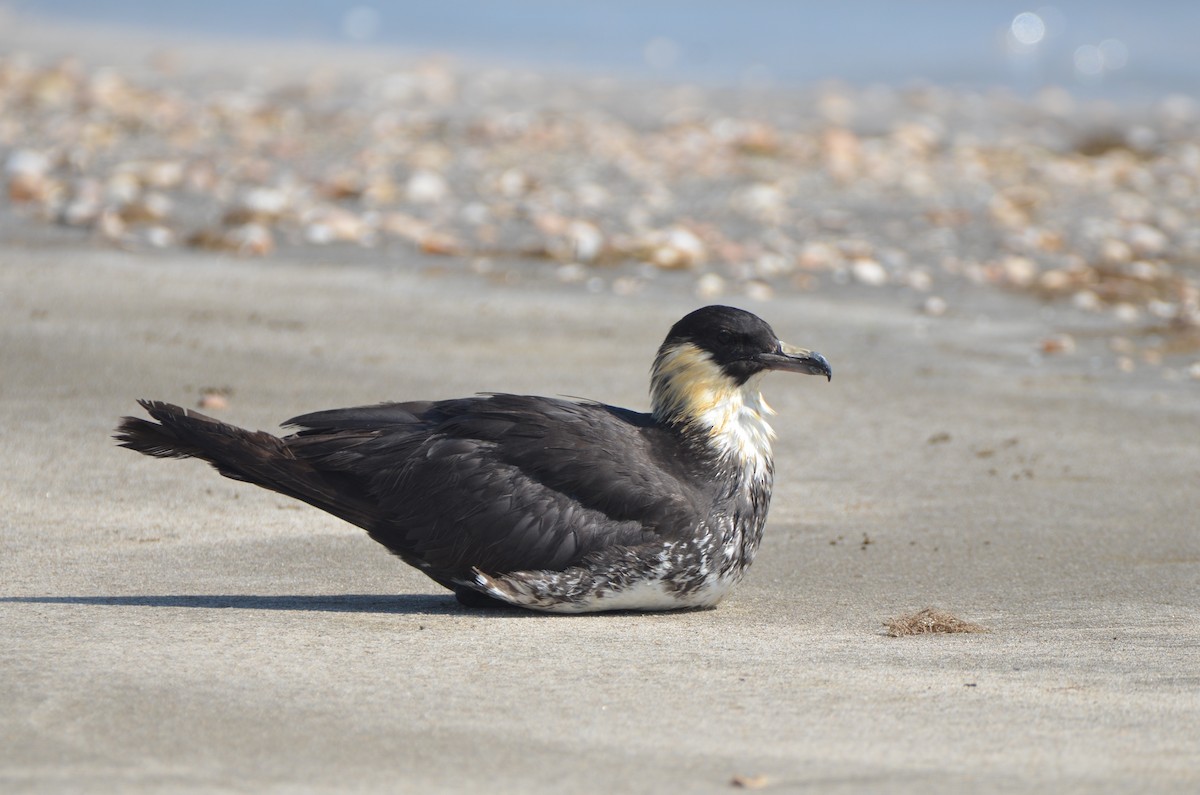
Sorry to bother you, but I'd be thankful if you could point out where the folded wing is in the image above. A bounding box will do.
[284,394,710,582]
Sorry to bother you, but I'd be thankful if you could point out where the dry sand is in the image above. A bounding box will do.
[1,245,1197,794]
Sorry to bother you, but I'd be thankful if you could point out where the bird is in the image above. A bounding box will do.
[115,305,831,613]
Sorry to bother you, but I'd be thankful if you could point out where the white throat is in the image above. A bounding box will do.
[651,343,777,480]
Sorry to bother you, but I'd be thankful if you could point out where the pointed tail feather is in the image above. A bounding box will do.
[115,400,281,483]
[116,400,239,462]
[114,400,376,528]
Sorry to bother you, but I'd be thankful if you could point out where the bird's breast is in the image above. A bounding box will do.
[699,386,776,487]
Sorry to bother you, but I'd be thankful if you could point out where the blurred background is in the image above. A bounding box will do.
[2,1,1198,370]
[7,0,1198,98]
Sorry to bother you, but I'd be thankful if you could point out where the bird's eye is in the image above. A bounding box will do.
[717,329,734,345]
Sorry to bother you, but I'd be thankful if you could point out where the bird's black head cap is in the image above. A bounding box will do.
[661,305,831,385]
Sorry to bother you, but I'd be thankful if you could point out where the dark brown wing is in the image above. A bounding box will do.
[283,394,712,581]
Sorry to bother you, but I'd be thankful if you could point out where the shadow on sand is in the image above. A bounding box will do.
[0,593,474,615]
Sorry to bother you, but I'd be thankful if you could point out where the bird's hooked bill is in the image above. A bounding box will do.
[757,342,832,380]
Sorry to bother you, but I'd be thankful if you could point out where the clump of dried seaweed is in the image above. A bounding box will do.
[883,607,988,637]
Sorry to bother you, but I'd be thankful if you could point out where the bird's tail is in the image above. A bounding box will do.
[114,400,374,528]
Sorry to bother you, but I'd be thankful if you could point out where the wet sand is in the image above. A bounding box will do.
[2,14,1199,794]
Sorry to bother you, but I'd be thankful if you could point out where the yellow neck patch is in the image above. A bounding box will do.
[650,343,776,476]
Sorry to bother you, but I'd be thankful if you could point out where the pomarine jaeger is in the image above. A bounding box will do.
[115,305,831,613]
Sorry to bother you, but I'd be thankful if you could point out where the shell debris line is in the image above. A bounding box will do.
[883,608,988,637]
[2,53,1200,373]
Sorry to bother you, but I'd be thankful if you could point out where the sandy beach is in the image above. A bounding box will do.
[4,244,1198,793]
[2,12,1199,794]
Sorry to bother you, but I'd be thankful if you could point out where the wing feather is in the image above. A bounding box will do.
[281,394,709,581]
